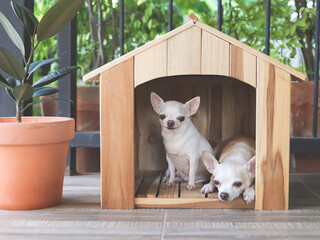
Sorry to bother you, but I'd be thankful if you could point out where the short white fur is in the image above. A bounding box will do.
[201,137,256,204]
[150,92,213,190]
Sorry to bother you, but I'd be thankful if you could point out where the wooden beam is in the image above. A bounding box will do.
[255,59,291,210]
[100,57,135,209]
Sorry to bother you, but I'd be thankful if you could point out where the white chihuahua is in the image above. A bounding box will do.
[201,137,256,204]
[150,92,213,190]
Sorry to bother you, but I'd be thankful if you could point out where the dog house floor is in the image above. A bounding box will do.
[135,171,254,209]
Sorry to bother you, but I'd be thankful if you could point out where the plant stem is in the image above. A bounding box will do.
[23,41,39,84]
[16,102,22,123]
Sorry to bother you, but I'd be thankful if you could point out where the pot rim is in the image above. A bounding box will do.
[0,116,73,124]
[0,117,75,145]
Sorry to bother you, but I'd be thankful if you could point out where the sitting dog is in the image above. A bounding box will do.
[201,137,256,204]
[150,92,212,190]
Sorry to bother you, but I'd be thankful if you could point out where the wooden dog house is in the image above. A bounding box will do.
[83,14,306,210]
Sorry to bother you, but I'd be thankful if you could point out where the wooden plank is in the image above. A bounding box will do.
[135,82,168,171]
[135,197,254,209]
[201,30,230,76]
[83,21,195,82]
[195,21,306,82]
[134,41,167,87]
[135,176,143,196]
[84,20,306,83]
[179,182,205,199]
[168,26,201,75]
[158,182,176,198]
[255,59,291,210]
[245,87,256,138]
[221,84,251,141]
[208,85,223,147]
[221,85,236,141]
[100,57,134,209]
[136,171,162,198]
[230,45,257,88]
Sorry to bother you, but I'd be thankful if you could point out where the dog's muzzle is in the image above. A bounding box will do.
[167,120,175,128]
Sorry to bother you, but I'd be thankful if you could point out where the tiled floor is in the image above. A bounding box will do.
[0,174,319,239]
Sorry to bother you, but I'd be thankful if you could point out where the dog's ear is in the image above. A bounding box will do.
[185,96,200,116]
[150,92,164,114]
[245,156,256,178]
[202,151,219,174]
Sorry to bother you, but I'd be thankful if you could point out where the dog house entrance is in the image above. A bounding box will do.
[134,75,256,208]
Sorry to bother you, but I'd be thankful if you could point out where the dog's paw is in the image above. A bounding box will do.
[243,187,255,204]
[166,181,175,188]
[162,175,169,183]
[201,182,214,194]
[186,184,196,191]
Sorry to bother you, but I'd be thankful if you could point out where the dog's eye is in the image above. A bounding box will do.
[213,180,220,186]
[233,181,242,187]
[177,116,185,122]
[159,114,166,120]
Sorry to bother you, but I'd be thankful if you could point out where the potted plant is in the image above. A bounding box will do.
[0,0,84,210]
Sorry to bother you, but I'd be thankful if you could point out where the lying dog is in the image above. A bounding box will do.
[201,137,256,204]
[150,92,212,190]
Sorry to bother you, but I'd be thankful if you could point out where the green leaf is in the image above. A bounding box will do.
[0,11,25,55]
[5,88,15,100]
[28,57,60,75]
[290,24,297,36]
[134,20,141,29]
[21,97,73,114]
[0,47,25,81]
[33,86,59,97]
[37,0,84,41]
[11,1,39,36]
[0,73,13,90]
[5,77,18,100]
[32,66,79,88]
[13,83,34,102]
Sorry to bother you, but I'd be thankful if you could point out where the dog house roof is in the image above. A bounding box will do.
[83,13,307,84]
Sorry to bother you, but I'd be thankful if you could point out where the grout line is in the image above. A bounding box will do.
[161,210,167,240]
[300,180,320,199]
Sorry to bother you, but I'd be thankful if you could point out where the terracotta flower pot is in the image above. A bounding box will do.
[0,117,75,210]
[40,86,100,173]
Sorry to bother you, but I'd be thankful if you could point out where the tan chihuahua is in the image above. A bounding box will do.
[201,137,256,204]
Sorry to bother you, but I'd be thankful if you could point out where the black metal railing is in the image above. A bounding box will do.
[0,0,319,174]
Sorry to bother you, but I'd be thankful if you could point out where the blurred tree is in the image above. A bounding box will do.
[33,0,316,80]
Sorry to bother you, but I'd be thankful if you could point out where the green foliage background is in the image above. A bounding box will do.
[33,0,317,82]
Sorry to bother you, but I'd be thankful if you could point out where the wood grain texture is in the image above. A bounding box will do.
[100,58,135,209]
[201,30,230,76]
[134,41,167,87]
[83,21,195,82]
[230,44,257,88]
[195,21,306,81]
[158,183,177,198]
[84,20,306,83]
[135,76,255,172]
[168,26,201,75]
[134,81,168,171]
[135,197,254,209]
[1,174,320,239]
[207,85,223,147]
[135,172,254,209]
[179,182,204,198]
[136,171,162,198]
[255,59,291,210]
[221,84,255,141]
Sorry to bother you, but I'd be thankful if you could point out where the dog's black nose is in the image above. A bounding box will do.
[220,192,229,201]
[167,120,175,127]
